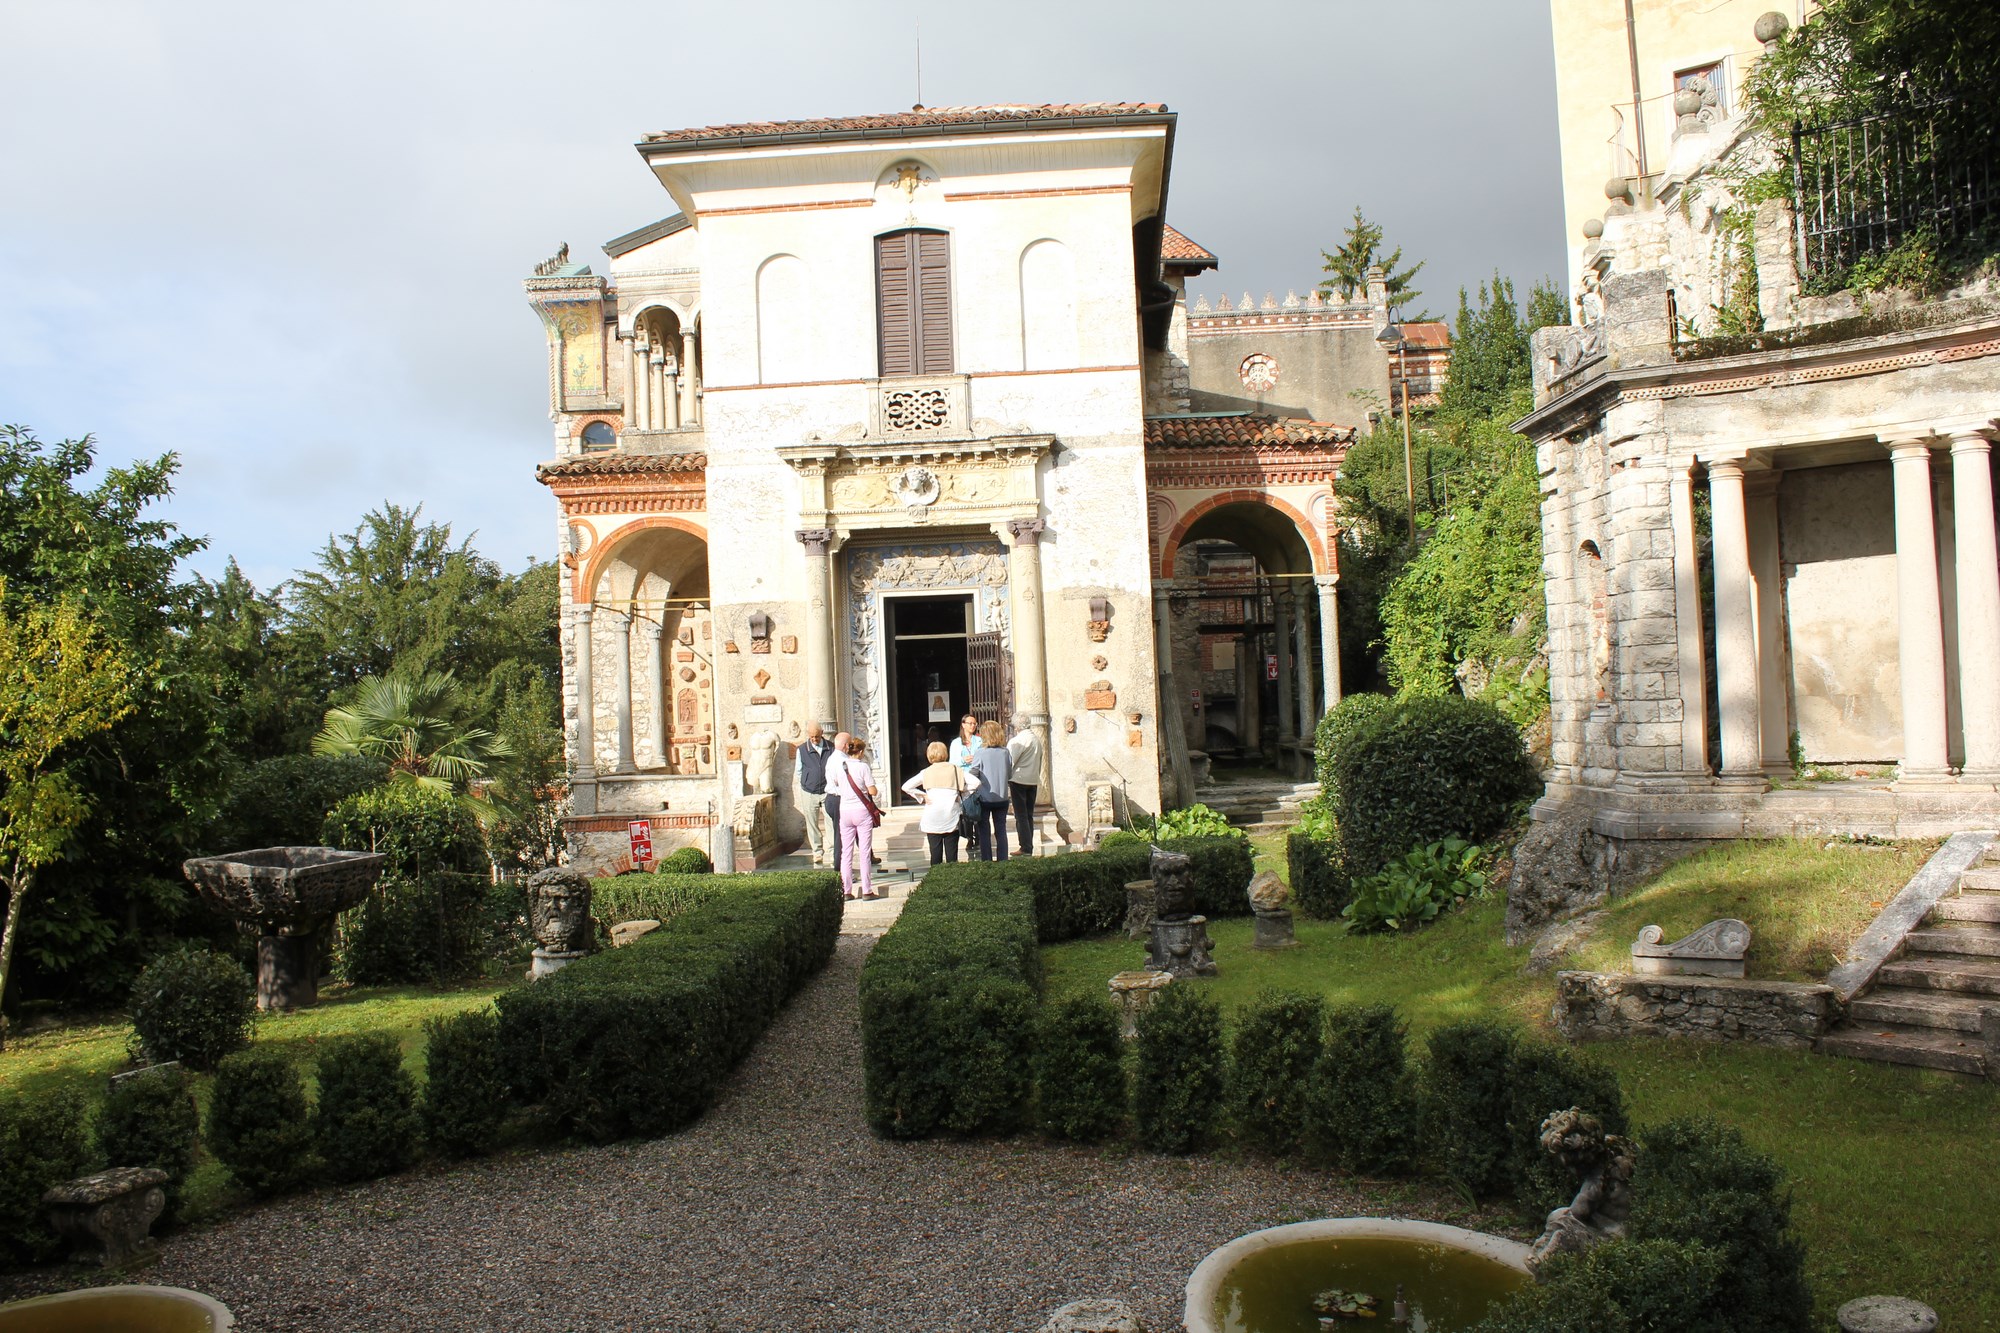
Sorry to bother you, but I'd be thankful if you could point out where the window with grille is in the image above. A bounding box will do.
[876,229,953,377]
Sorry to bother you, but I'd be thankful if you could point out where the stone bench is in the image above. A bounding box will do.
[42,1166,170,1268]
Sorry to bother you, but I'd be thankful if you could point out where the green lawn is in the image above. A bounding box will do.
[1043,837,1997,1331]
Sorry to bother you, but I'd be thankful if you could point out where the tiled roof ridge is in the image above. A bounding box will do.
[644,103,1169,144]
[1160,223,1217,263]
[1144,414,1357,447]
[537,453,706,478]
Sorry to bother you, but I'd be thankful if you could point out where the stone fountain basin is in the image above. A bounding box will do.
[1185,1218,1532,1333]
[0,1285,234,1332]
[182,846,387,930]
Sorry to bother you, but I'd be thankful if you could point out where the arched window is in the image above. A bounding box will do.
[876,229,952,376]
[756,254,811,384]
[1019,238,1078,370]
[581,421,617,450]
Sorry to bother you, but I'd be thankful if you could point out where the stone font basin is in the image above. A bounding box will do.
[0,1285,234,1332]
[1185,1219,1532,1333]
[181,846,386,931]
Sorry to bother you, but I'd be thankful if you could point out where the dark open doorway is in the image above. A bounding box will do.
[886,595,972,801]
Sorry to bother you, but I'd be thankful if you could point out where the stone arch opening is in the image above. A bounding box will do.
[584,524,715,776]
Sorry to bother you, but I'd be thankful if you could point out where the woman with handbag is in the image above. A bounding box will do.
[900,741,968,866]
[835,733,884,900]
[966,719,1015,861]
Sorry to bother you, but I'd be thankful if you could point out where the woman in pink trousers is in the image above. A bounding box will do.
[834,734,882,900]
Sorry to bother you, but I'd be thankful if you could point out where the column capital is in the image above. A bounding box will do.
[1948,430,1995,456]
[1005,516,1045,546]
[1707,457,1748,482]
[603,607,632,628]
[638,618,664,641]
[1313,573,1340,592]
[1887,437,1938,461]
[795,527,835,555]
[571,604,595,624]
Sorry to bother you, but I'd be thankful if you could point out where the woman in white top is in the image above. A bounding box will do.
[948,712,982,771]
[900,741,969,866]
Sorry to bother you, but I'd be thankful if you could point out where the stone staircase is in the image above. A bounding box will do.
[1193,777,1321,834]
[1821,842,2000,1076]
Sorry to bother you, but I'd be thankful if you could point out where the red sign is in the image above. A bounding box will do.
[1265,654,1279,681]
[627,819,654,866]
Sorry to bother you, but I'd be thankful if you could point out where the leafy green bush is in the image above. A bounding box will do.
[128,945,256,1071]
[1628,1117,1813,1333]
[1331,695,1539,878]
[332,870,492,986]
[207,1047,318,1198]
[1313,693,1392,796]
[0,1089,94,1268]
[422,1009,508,1158]
[322,782,486,877]
[1286,827,1351,920]
[1473,1238,1727,1333]
[653,845,712,874]
[1033,995,1126,1142]
[314,1033,422,1184]
[1343,837,1489,933]
[589,871,728,931]
[1507,1042,1628,1217]
[1097,830,1145,852]
[97,1065,201,1217]
[1136,803,1246,842]
[1421,1020,1518,1200]
[207,752,388,853]
[1230,990,1324,1156]
[499,871,840,1142]
[1306,1004,1419,1175]
[1133,983,1225,1154]
[861,863,1039,1138]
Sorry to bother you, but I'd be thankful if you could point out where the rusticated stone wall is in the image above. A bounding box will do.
[1552,969,1839,1051]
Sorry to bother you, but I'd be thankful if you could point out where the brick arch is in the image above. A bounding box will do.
[568,414,622,441]
[576,515,709,604]
[1157,490,1326,579]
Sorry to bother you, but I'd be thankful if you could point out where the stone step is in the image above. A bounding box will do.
[1960,866,2000,892]
[1876,954,2000,996]
[1905,923,2000,959]
[1848,987,1993,1033]
[1932,893,2000,923]
[1819,1025,1987,1076]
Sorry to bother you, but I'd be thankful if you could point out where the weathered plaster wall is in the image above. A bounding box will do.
[1779,462,1901,761]
[1186,317,1387,424]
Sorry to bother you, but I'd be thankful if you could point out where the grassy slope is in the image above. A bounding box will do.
[1042,837,1997,1331]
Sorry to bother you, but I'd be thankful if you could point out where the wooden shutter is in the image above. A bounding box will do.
[968,631,1003,724]
[876,229,952,377]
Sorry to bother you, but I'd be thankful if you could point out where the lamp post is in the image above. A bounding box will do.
[1375,321,1416,543]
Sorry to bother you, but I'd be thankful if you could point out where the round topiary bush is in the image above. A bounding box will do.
[1313,692,1392,796]
[654,846,713,874]
[1033,995,1126,1143]
[207,1047,317,1198]
[314,1032,422,1184]
[129,946,256,1071]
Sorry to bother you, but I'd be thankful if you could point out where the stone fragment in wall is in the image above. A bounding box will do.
[724,640,739,653]
[753,669,771,689]
[781,635,797,653]
[1084,682,1116,711]
[1127,730,1143,748]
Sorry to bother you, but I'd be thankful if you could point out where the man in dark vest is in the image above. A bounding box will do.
[793,722,837,867]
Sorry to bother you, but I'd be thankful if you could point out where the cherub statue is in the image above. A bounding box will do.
[1527,1106,1636,1273]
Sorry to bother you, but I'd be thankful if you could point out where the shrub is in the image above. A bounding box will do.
[314,1033,422,1184]
[1421,1020,1518,1200]
[1343,837,1489,933]
[1023,837,1254,943]
[499,871,840,1141]
[1097,830,1145,852]
[423,1009,508,1158]
[1628,1117,1813,1333]
[1230,990,1324,1156]
[97,1065,201,1217]
[1331,696,1540,878]
[0,1090,94,1268]
[1133,983,1225,1154]
[208,752,388,853]
[589,871,727,931]
[1506,1041,1628,1217]
[1137,803,1246,842]
[207,1047,317,1198]
[1313,692,1392,796]
[1286,832,1351,920]
[322,782,486,877]
[654,845,712,874]
[1473,1238,1727,1333]
[332,870,492,986]
[129,945,256,1071]
[1306,1004,1419,1175]
[1033,995,1126,1142]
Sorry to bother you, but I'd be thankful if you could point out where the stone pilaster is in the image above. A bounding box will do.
[1951,432,2000,780]
[797,528,836,731]
[1293,590,1316,739]
[571,605,598,782]
[1273,593,1296,745]
[1154,586,1195,809]
[1746,473,1789,775]
[1669,468,1712,776]
[1890,440,1952,781]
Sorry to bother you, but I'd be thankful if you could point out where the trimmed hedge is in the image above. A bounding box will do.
[1421,1019,1518,1200]
[0,1089,93,1269]
[128,945,256,1072]
[1230,990,1324,1157]
[315,1033,422,1184]
[1033,995,1126,1142]
[1307,1004,1420,1176]
[1286,830,1351,920]
[97,1065,200,1218]
[497,871,840,1141]
[1506,1041,1629,1217]
[423,1009,508,1158]
[207,1047,318,1198]
[1134,983,1225,1154]
[589,871,727,932]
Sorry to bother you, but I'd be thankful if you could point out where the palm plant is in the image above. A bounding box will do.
[311,672,513,813]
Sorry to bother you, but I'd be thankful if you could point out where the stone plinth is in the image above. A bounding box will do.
[1146,915,1216,979]
[1108,969,1173,1039]
[1837,1296,1939,1333]
[42,1167,169,1268]
[528,947,587,981]
[1123,880,1155,940]
[254,934,319,1011]
[1251,907,1297,950]
[1553,970,1837,1050]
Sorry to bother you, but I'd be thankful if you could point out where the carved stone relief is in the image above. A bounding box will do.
[844,540,1011,748]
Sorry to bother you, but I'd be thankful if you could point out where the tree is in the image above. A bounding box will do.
[312,672,514,815]
[1319,206,1429,318]
[1437,274,1566,421]
[0,591,140,1042]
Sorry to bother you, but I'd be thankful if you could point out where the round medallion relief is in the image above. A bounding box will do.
[894,466,941,508]
[1239,353,1280,393]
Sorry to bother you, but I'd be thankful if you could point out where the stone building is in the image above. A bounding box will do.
[1512,8,2000,935]
[526,104,1356,869]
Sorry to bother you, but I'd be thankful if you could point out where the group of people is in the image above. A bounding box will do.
[795,712,1045,901]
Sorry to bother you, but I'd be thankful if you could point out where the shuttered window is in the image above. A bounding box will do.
[876,229,953,376]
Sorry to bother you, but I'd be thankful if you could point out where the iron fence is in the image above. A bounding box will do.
[1792,98,2000,282]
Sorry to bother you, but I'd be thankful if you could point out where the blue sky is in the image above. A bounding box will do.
[0,0,1562,591]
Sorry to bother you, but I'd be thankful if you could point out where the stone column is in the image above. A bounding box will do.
[1154,586,1196,808]
[797,529,836,731]
[1746,473,1790,774]
[607,608,636,775]
[1273,592,1297,747]
[663,365,680,429]
[1006,518,1052,803]
[641,618,668,770]
[1235,638,1259,758]
[1951,431,2000,780]
[1293,589,1316,740]
[622,335,642,431]
[571,605,598,781]
[634,335,653,430]
[1707,461,1764,779]
[1891,439,1952,780]
[681,328,699,426]
[1669,468,1713,775]
[650,351,668,429]
[1315,573,1343,711]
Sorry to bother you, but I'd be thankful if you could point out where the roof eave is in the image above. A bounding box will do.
[636,110,1178,158]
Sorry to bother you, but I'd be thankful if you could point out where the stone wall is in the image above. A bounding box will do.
[1553,969,1839,1051]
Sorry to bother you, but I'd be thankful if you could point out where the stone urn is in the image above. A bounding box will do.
[181,847,386,1010]
[527,867,594,979]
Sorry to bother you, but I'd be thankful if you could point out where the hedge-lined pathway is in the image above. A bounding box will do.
[1,900,1505,1332]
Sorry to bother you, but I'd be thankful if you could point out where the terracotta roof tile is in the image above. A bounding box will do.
[643,103,1169,145]
[537,453,705,480]
[1398,320,1451,348]
[1161,223,1217,265]
[1144,415,1356,448]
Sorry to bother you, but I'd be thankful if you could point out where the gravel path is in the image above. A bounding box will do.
[4,916,1510,1332]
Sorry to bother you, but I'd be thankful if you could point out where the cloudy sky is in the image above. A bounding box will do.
[0,1,1562,590]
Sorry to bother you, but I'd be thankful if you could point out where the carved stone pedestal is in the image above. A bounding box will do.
[1252,907,1298,950]
[42,1167,169,1268]
[1108,969,1174,1039]
[1123,880,1155,940]
[528,947,587,981]
[256,933,319,1011]
[1146,915,1217,978]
